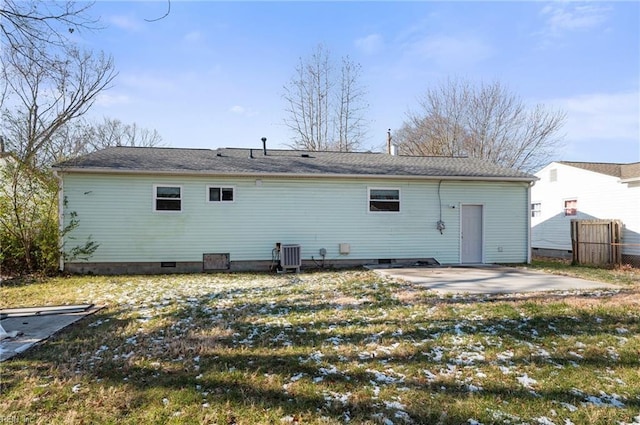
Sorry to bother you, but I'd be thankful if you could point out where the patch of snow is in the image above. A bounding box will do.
[497,350,514,361]
[323,390,351,406]
[583,391,625,408]
[454,351,485,365]
[499,366,512,375]
[536,348,551,358]
[425,346,445,362]
[394,410,413,423]
[423,370,437,382]
[559,402,578,412]
[367,368,405,384]
[466,383,482,392]
[319,365,339,375]
[290,373,304,382]
[516,373,537,388]
[384,400,407,410]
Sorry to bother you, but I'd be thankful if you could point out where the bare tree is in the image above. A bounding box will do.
[1,43,116,167]
[50,117,164,162]
[0,0,98,65]
[283,44,369,152]
[0,1,116,274]
[334,57,368,152]
[91,118,164,149]
[396,78,566,172]
[283,44,332,151]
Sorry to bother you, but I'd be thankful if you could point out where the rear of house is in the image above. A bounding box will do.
[54,147,536,274]
[531,161,640,266]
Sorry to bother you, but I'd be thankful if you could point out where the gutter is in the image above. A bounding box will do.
[620,177,640,184]
[527,181,533,264]
[52,167,537,184]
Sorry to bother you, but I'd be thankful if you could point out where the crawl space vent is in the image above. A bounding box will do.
[203,253,230,270]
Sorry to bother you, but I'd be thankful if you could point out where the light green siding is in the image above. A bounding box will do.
[61,173,530,265]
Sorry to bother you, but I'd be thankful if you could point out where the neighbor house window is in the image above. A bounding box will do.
[154,185,182,211]
[531,202,542,218]
[564,199,577,216]
[369,188,400,212]
[208,186,234,202]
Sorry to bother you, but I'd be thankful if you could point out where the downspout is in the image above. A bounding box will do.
[527,180,534,264]
[53,170,65,272]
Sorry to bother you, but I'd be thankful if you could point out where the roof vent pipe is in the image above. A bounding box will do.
[261,137,267,156]
[249,148,253,159]
[387,129,392,154]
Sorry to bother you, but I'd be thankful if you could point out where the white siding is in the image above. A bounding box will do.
[62,174,531,265]
[531,163,640,256]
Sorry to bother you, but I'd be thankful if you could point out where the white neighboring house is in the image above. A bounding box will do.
[531,161,640,266]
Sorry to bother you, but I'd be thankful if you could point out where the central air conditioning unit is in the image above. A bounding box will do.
[280,244,301,273]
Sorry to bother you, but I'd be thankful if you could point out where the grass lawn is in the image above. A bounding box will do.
[1,263,639,425]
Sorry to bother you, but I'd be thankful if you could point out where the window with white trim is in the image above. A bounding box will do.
[368,188,400,212]
[531,202,542,218]
[154,185,182,212]
[207,186,234,203]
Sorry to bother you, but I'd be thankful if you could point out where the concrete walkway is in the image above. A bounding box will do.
[0,305,102,362]
[371,265,620,295]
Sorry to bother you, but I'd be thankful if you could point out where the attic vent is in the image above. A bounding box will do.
[301,153,310,158]
[281,244,301,272]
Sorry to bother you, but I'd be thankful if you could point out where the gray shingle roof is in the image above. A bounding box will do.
[53,146,536,181]
[559,161,640,179]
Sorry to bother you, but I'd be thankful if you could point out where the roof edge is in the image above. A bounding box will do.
[53,167,536,183]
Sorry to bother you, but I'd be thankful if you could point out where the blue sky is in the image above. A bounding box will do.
[82,1,639,165]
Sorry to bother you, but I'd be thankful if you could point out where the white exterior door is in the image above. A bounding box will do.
[461,205,483,263]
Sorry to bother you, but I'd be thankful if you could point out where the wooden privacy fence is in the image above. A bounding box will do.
[571,219,623,266]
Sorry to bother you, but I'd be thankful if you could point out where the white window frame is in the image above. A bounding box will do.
[563,198,577,216]
[153,184,183,212]
[207,185,235,203]
[368,187,401,213]
[531,202,542,218]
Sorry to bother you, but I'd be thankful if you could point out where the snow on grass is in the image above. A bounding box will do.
[1,270,639,424]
